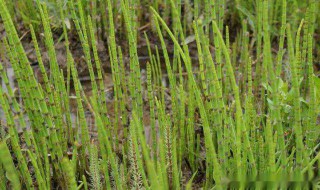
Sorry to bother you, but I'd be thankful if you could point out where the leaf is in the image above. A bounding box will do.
[262,83,273,93]
[286,88,294,103]
[299,97,308,105]
[186,171,197,190]
[64,18,71,29]
[236,5,256,32]
[267,98,275,110]
[181,35,195,45]
[280,79,289,94]
[283,104,292,114]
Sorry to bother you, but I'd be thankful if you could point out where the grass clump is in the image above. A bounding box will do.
[0,0,320,189]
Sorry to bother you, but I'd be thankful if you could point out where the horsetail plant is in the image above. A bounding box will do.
[0,0,319,189]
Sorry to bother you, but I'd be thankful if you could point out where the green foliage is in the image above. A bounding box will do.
[0,0,319,189]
